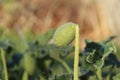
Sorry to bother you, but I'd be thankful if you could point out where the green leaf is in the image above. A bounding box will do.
[23,53,36,75]
[102,42,116,60]
[85,50,96,64]
[84,39,116,70]
[49,73,72,80]
[37,28,55,45]
[93,60,104,69]
[113,73,120,80]
[89,75,97,80]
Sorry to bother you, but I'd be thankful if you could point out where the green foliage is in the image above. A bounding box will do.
[84,38,116,70]
[37,28,55,45]
[23,53,36,75]
[0,24,119,80]
[113,73,120,80]
[49,73,72,80]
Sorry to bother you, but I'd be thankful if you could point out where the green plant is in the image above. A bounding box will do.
[1,48,8,80]
[0,23,119,80]
[22,71,28,80]
[53,23,76,46]
[53,22,80,80]
[23,53,36,75]
[82,37,116,80]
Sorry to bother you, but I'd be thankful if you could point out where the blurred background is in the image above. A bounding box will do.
[1,0,120,80]
[0,0,120,48]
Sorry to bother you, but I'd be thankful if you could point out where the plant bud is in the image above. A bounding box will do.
[53,22,78,46]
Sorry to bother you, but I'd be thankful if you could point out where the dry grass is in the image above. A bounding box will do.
[0,0,119,48]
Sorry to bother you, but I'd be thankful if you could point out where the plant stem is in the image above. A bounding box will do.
[1,48,8,80]
[95,68,102,80]
[74,25,80,80]
[22,71,28,80]
[51,56,72,73]
[57,58,72,73]
[92,65,102,80]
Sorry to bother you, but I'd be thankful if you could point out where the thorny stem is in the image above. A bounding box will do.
[1,48,8,80]
[74,25,80,80]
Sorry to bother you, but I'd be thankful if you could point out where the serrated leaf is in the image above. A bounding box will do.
[84,38,116,70]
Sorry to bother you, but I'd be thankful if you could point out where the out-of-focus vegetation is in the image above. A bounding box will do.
[0,0,120,80]
[1,0,119,48]
[0,24,120,80]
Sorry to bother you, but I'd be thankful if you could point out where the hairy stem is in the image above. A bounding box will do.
[22,71,28,80]
[95,68,102,80]
[74,26,80,80]
[50,55,72,73]
[92,65,102,80]
[1,48,8,80]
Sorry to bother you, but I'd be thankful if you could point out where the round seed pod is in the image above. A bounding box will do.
[23,54,36,75]
[53,22,78,46]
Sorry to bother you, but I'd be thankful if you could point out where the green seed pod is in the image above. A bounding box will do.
[53,22,78,46]
[23,53,36,75]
